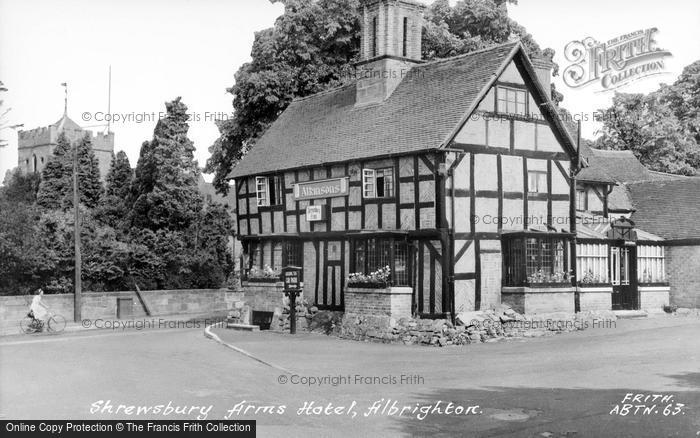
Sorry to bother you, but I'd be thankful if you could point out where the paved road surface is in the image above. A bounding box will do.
[1,316,699,437]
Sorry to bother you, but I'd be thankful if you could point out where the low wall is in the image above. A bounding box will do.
[0,288,242,335]
[345,286,412,319]
[501,286,576,314]
[639,286,670,312]
[577,286,613,312]
[241,281,287,313]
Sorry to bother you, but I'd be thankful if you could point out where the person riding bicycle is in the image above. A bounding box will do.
[29,288,49,324]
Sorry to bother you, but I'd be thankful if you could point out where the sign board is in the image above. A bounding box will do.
[293,177,349,201]
[282,266,302,292]
[306,205,326,222]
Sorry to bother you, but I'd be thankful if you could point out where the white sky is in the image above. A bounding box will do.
[1,0,699,183]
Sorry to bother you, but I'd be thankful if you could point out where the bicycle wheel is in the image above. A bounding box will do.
[19,316,39,334]
[48,314,66,333]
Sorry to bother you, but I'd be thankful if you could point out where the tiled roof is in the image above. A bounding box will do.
[229,42,543,178]
[628,179,700,240]
[577,148,651,183]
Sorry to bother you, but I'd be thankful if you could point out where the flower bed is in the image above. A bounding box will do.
[246,265,281,282]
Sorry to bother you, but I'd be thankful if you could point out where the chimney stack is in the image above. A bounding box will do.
[531,56,553,100]
[355,0,426,107]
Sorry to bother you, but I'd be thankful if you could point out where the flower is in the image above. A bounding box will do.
[347,266,391,285]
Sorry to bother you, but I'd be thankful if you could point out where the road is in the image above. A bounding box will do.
[1,316,699,437]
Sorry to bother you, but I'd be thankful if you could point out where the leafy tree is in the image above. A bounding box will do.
[658,60,700,144]
[595,82,700,175]
[1,168,41,204]
[131,97,203,231]
[36,132,72,209]
[207,0,556,193]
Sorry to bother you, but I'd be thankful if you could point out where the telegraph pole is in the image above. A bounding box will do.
[63,82,82,322]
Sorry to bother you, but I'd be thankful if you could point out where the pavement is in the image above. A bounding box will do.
[1,313,699,437]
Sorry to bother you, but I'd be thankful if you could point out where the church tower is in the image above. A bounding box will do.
[17,112,115,182]
[355,0,426,107]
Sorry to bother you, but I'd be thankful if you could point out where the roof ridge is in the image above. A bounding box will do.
[289,41,520,104]
[291,82,356,103]
[416,41,521,70]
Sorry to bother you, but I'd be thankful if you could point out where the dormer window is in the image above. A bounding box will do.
[496,86,527,116]
[256,175,283,207]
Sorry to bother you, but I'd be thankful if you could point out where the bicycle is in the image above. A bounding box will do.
[19,310,67,334]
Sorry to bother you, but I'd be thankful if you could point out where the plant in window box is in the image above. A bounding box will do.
[526,269,571,286]
[247,265,282,282]
[346,266,391,288]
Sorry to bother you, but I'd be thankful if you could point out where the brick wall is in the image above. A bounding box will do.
[345,286,412,318]
[578,287,612,312]
[502,287,575,314]
[639,287,670,312]
[667,245,700,308]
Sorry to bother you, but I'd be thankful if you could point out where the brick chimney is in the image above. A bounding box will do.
[355,0,426,107]
[531,56,553,100]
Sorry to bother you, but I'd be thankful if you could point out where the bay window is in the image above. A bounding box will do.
[350,237,411,286]
[503,234,571,286]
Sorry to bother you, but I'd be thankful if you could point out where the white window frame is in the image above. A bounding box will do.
[638,245,665,283]
[256,176,269,207]
[576,242,609,283]
[576,188,587,211]
[497,86,527,116]
[363,167,394,199]
[528,170,547,194]
[362,169,375,198]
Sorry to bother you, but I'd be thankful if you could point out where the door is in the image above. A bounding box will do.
[319,241,344,310]
[611,244,638,310]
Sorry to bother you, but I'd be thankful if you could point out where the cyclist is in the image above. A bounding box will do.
[29,288,49,326]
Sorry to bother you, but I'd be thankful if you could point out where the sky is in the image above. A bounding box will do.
[1,0,699,183]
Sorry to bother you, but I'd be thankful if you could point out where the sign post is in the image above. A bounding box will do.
[282,266,303,334]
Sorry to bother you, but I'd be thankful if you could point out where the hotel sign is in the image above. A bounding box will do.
[293,177,349,201]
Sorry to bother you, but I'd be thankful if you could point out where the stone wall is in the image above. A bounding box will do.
[0,288,241,335]
[667,245,700,308]
[241,281,287,313]
[345,286,412,318]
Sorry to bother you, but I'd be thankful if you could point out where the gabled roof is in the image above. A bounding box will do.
[628,179,700,240]
[229,42,577,178]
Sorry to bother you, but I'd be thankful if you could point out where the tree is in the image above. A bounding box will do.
[1,168,41,204]
[594,63,700,176]
[36,132,72,209]
[207,0,556,193]
[96,151,133,229]
[0,80,11,148]
[131,97,203,231]
[36,132,103,209]
[75,133,103,208]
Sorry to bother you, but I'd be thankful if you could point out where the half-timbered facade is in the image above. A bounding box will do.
[230,0,592,318]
